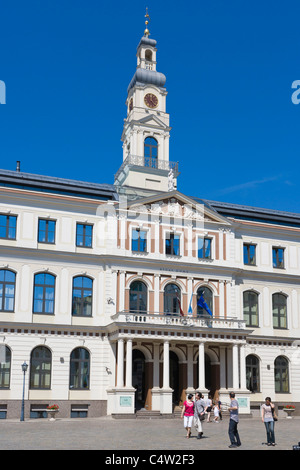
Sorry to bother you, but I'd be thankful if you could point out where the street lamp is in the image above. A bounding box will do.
[20,361,28,422]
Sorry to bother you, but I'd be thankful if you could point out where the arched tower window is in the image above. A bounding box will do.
[144,137,158,168]
[145,49,152,61]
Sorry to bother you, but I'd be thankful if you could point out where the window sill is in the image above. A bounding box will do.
[71,315,93,318]
[69,388,90,392]
[32,312,55,316]
[165,254,181,258]
[38,241,56,245]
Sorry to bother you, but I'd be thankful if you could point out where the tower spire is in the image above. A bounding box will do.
[144,7,150,37]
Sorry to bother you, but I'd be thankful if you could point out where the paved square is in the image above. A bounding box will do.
[0,416,299,451]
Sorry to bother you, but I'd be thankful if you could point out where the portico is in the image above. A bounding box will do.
[106,314,252,416]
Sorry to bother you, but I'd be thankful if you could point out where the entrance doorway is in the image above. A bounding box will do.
[170,351,180,407]
[132,349,146,410]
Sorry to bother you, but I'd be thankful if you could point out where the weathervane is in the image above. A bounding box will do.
[144,7,150,37]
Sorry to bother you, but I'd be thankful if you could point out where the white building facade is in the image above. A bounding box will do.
[0,24,300,419]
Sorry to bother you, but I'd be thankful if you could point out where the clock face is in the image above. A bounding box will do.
[144,93,158,109]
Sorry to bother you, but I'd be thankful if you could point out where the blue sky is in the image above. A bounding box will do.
[1,0,300,213]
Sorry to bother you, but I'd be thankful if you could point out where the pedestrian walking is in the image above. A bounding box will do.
[213,402,220,423]
[194,392,207,439]
[228,392,241,448]
[206,394,212,422]
[181,394,194,438]
[261,397,276,446]
[218,399,222,420]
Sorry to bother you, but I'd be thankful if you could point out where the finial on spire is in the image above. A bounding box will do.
[144,7,150,37]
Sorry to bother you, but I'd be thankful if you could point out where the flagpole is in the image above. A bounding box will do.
[188,293,193,317]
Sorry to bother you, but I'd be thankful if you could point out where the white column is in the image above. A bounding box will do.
[219,281,225,317]
[163,341,170,389]
[220,346,227,389]
[151,343,161,412]
[187,345,194,389]
[187,278,193,316]
[198,341,206,390]
[117,338,124,387]
[125,339,133,388]
[153,343,160,388]
[154,275,160,313]
[239,344,247,390]
[119,271,125,312]
[232,343,239,390]
[226,280,231,317]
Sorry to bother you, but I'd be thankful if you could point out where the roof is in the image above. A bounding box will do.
[201,198,300,228]
[0,169,118,201]
[1,168,300,228]
[127,68,166,93]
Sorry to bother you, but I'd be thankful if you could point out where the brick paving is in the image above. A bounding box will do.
[0,415,299,451]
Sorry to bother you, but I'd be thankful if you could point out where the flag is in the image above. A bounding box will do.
[197,295,213,316]
[188,293,193,316]
[176,293,184,317]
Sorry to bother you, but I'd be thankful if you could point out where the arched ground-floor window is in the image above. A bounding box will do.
[30,346,51,389]
[274,356,289,393]
[246,354,260,392]
[70,347,90,390]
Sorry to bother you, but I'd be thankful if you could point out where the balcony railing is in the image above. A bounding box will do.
[114,155,179,181]
[112,311,247,330]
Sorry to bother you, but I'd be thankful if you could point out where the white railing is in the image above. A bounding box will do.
[114,155,179,181]
[112,311,246,330]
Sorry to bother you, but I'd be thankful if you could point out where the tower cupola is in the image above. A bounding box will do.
[114,10,179,192]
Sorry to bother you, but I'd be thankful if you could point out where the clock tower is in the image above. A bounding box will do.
[114,11,179,192]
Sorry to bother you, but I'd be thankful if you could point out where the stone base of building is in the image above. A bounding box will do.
[107,387,136,415]
[0,400,107,419]
[218,389,251,414]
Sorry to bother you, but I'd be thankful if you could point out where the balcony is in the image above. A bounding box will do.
[114,155,179,182]
[112,311,247,330]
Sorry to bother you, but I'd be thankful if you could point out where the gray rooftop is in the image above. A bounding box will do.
[1,168,300,227]
[0,168,118,200]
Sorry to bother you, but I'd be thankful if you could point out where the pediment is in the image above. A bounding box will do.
[135,114,170,130]
[119,190,231,226]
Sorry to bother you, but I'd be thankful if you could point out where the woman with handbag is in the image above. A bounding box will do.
[181,394,195,438]
[261,397,276,446]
